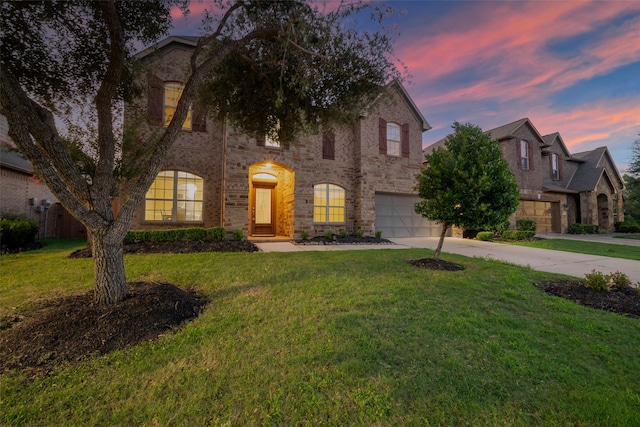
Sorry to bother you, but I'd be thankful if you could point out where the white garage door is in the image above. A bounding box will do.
[375,194,442,238]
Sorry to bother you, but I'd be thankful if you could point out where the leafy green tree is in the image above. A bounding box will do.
[0,0,401,304]
[623,135,640,221]
[415,122,520,259]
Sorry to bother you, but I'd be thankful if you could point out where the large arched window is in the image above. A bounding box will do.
[145,171,203,221]
[313,183,345,223]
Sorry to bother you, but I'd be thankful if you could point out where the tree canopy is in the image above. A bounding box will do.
[415,122,520,259]
[0,0,403,304]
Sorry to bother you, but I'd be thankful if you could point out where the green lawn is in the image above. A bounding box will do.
[1,240,639,426]
[503,238,640,261]
[614,234,640,241]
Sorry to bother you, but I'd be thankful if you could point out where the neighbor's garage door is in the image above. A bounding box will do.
[516,200,560,234]
[375,194,442,238]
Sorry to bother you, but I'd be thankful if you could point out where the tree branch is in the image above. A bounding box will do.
[92,0,126,215]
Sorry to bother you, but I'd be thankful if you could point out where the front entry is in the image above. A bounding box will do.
[251,183,276,236]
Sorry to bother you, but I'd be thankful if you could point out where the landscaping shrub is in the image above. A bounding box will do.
[0,214,39,252]
[232,229,243,241]
[209,227,226,241]
[339,230,348,238]
[324,230,334,240]
[356,229,364,238]
[375,230,382,238]
[501,230,517,240]
[618,223,640,233]
[516,230,536,240]
[569,223,599,234]
[476,231,494,241]
[584,270,610,291]
[300,231,309,241]
[124,227,228,244]
[516,219,537,232]
[609,271,631,287]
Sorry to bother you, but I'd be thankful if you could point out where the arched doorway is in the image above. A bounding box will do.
[597,193,609,230]
[248,162,295,238]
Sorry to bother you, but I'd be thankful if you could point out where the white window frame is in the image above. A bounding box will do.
[313,183,346,224]
[387,122,401,157]
[145,170,203,222]
[551,153,559,180]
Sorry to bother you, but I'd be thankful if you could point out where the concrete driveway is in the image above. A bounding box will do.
[255,235,640,284]
[388,236,640,284]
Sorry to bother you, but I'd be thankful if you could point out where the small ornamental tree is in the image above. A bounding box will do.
[624,135,640,220]
[415,122,520,259]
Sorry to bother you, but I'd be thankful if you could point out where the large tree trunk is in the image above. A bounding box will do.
[433,222,450,260]
[89,228,129,304]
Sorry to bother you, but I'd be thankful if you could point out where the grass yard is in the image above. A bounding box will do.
[1,240,639,426]
[503,238,640,261]
[614,234,640,241]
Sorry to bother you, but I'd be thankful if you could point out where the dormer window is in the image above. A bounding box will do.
[520,140,530,170]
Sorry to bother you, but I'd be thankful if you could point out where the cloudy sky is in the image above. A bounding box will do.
[169,1,640,171]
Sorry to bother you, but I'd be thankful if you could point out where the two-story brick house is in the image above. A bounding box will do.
[129,36,437,239]
[427,118,625,234]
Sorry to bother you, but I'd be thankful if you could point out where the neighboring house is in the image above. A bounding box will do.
[0,114,85,239]
[426,118,625,233]
[130,36,438,238]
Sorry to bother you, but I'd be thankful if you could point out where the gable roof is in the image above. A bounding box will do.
[387,79,431,132]
[568,146,624,191]
[134,35,199,62]
[485,118,548,146]
[542,132,572,157]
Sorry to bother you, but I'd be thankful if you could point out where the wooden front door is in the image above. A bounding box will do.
[252,183,276,236]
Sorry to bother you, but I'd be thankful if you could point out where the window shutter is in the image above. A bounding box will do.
[192,105,207,132]
[323,131,335,160]
[379,118,387,154]
[558,154,563,180]
[401,123,410,158]
[256,136,265,147]
[529,143,535,171]
[148,76,164,125]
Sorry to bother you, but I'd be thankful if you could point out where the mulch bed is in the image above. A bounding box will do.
[539,280,640,318]
[0,282,208,375]
[409,257,465,271]
[296,235,393,245]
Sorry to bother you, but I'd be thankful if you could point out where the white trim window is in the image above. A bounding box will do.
[313,183,345,223]
[145,170,203,221]
[386,122,401,157]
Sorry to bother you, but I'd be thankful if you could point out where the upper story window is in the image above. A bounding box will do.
[265,133,280,148]
[379,118,410,158]
[164,82,191,130]
[147,77,206,132]
[145,170,203,222]
[313,183,345,223]
[386,123,401,156]
[520,140,530,170]
[551,153,560,180]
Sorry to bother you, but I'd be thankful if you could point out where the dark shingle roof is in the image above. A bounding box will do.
[0,145,33,174]
[567,147,608,192]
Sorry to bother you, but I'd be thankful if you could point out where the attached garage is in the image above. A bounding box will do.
[375,193,443,238]
[516,200,561,234]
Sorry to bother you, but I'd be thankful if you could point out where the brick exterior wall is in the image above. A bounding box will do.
[131,41,428,239]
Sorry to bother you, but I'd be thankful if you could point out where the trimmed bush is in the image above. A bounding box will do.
[516,219,537,232]
[232,229,243,241]
[618,224,640,233]
[300,231,309,241]
[0,215,39,252]
[476,231,494,241]
[516,230,536,240]
[124,227,227,244]
[568,223,599,234]
[501,230,517,240]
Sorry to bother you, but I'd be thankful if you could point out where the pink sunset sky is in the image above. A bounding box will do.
[167,0,640,171]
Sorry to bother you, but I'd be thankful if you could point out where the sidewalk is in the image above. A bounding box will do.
[254,236,640,284]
